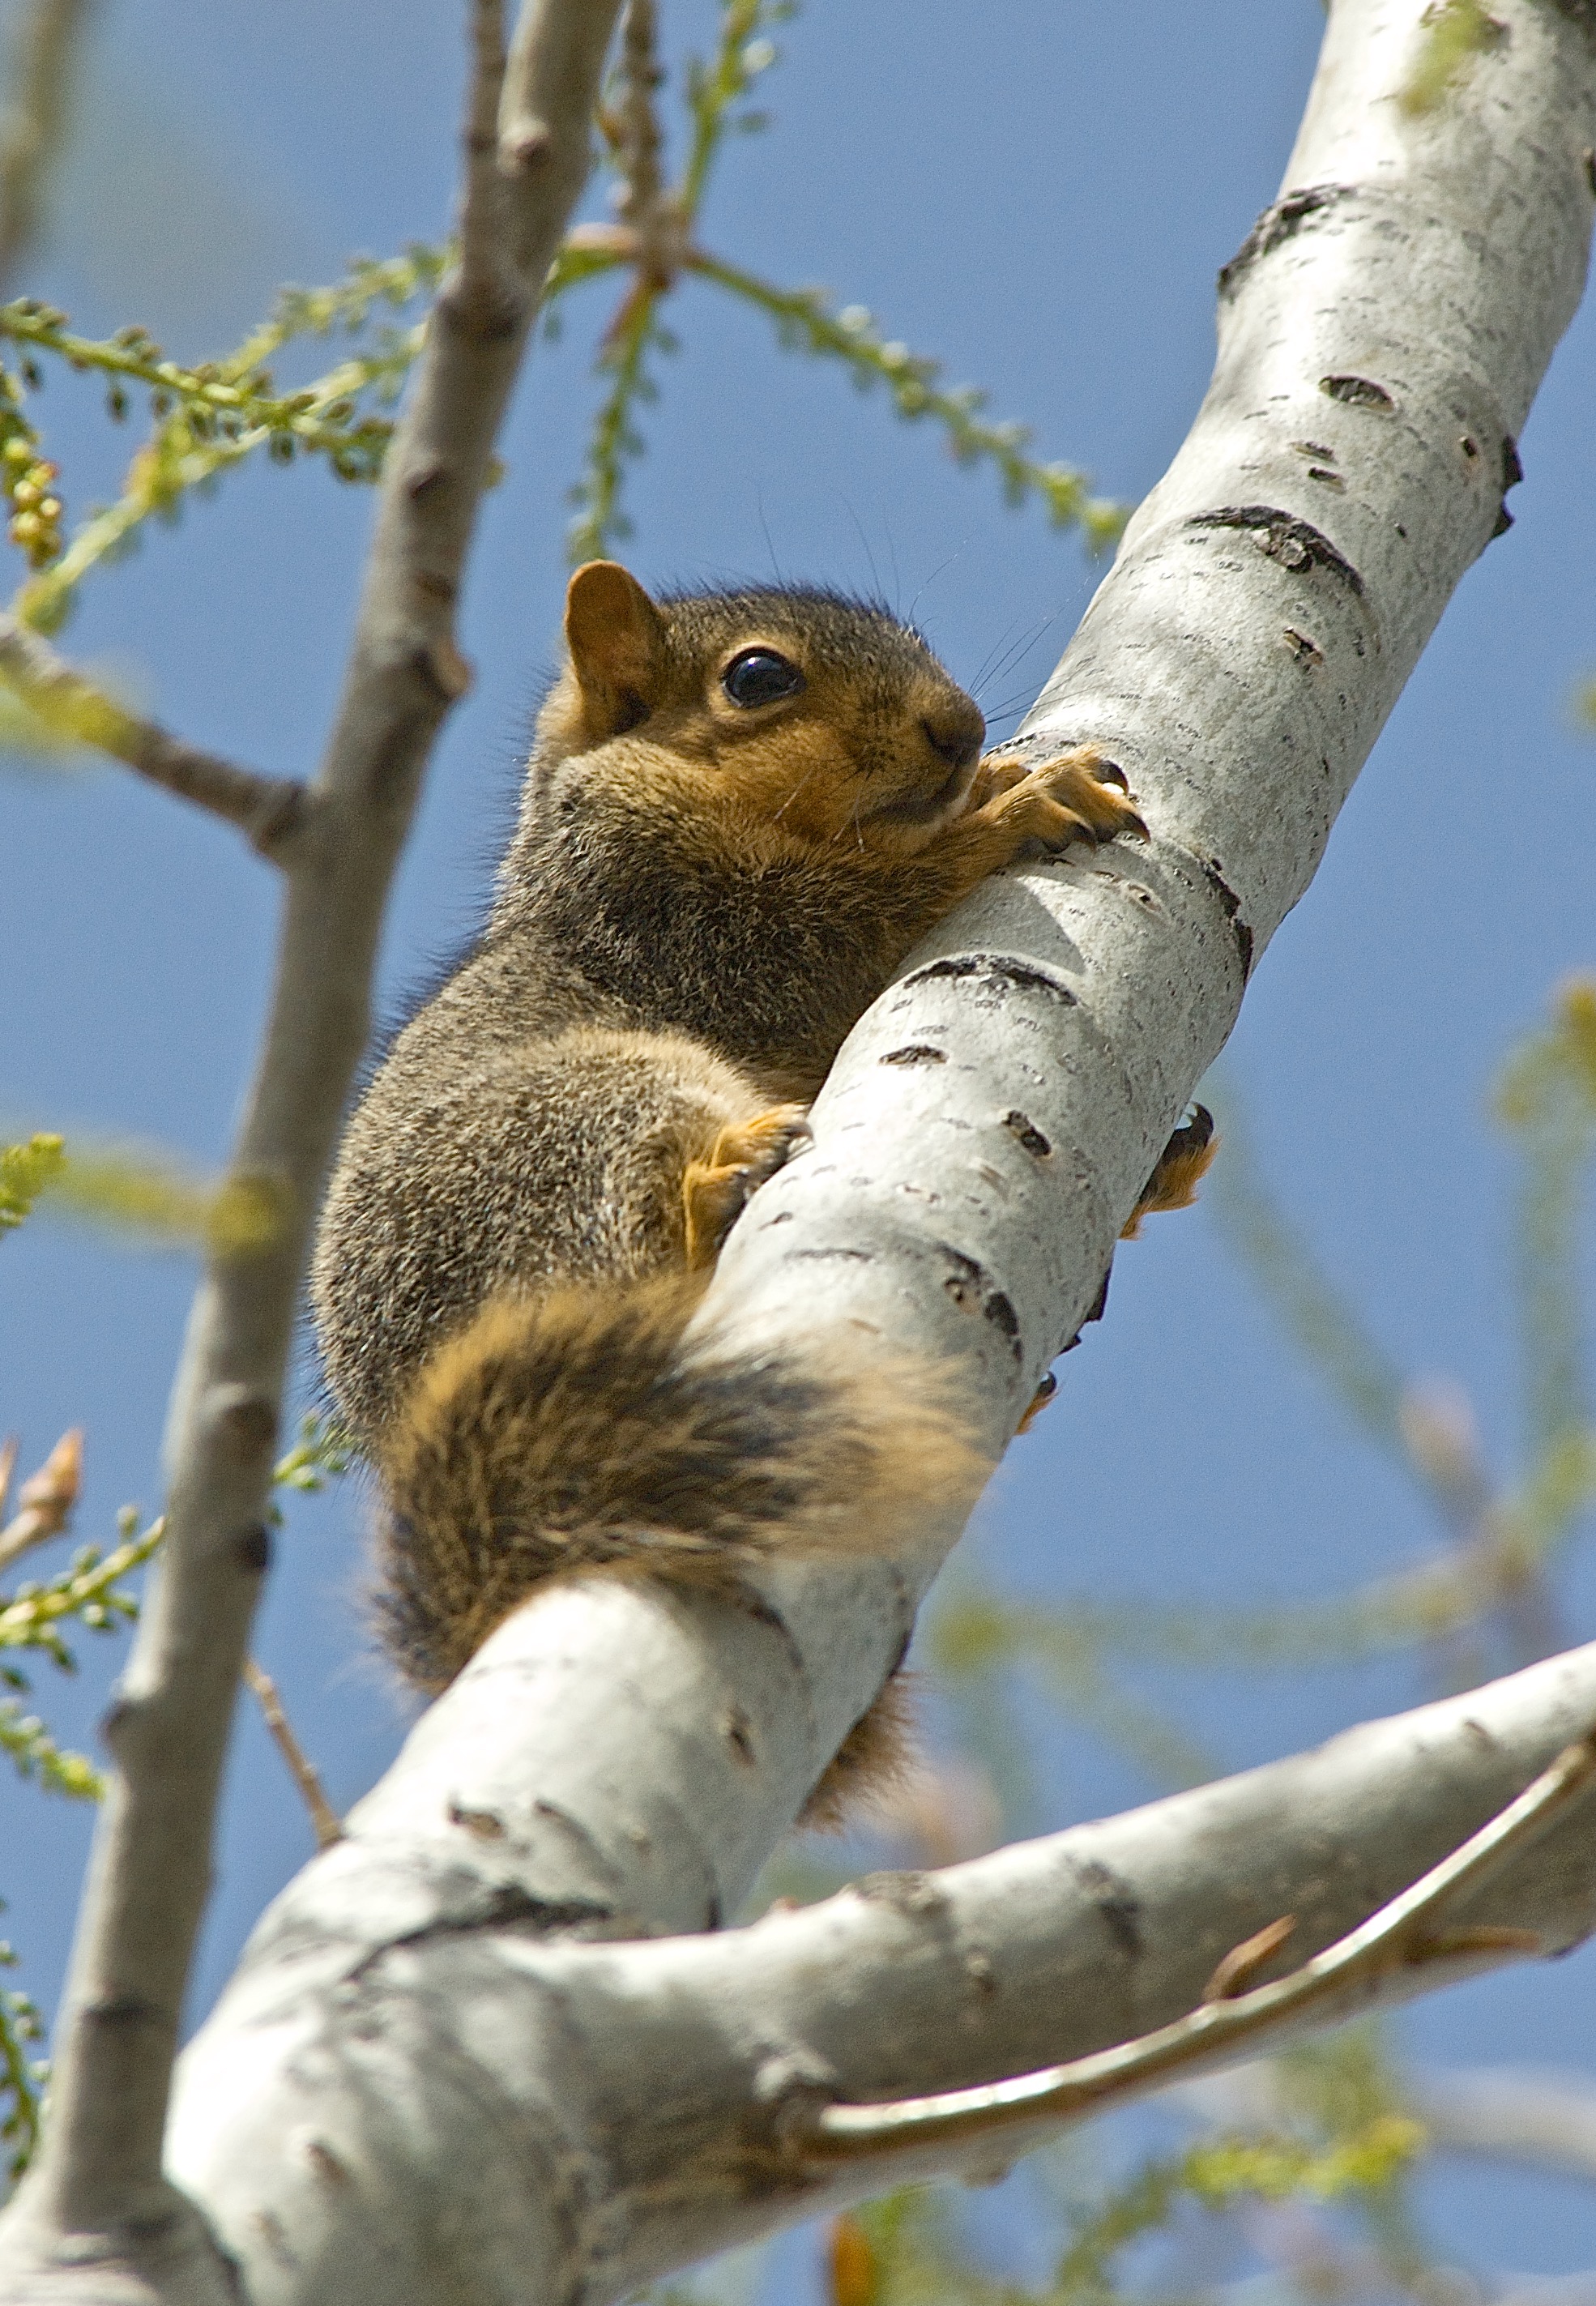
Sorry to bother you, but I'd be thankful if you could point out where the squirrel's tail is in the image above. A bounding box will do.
[372,1275,981,1693]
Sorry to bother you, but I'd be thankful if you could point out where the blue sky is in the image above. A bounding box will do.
[5,0,1596,2284]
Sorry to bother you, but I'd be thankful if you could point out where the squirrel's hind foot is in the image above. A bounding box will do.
[1120,1103,1217,1238]
[683,1102,812,1267]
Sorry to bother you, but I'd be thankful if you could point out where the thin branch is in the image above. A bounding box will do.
[805,1729,1596,2163]
[0,0,91,295]
[0,617,309,861]
[455,0,512,325]
[0,1428,79,1574]
[241,1660,343,1852]
[1,0,624,2274]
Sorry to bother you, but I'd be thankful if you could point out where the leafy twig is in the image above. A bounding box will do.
[0,1134,63,1236]
[0,1510,164,1668]
[0,251,447,631]
[0,1928,45,2184]
[270,1412,352,1512]
[567,284,664,559]
[0,1701,100,1798]
[0,1132,284,1254]
[688,254,1126,549]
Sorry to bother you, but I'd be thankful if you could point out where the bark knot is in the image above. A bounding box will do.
[1187,506,1364,598]
[1218,184,1355,297]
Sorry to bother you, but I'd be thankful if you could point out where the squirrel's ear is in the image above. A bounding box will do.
[564,562,668,737]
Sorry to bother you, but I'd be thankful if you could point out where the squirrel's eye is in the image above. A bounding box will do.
[722,648,804,708]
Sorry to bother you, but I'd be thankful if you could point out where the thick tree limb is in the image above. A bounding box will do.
[167,1647,1596,2298]
[126,5,1596,2299]
[0,620,309,860]
[806,1724,1594,2159]
[0,2,622,2299]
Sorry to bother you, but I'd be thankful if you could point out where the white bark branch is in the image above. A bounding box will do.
[168,1646,1596,2299]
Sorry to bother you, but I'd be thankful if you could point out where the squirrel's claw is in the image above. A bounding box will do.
[972,741,1146,854]
[683,1103,812,1266]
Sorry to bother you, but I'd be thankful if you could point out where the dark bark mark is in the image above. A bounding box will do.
[1321,372,1396,412]
[940,1249,986,1309]
[938,1245,1023,1363]
[1003,1111,1052,1158]
[349,1883,617,1979]
[1218,184,1355,297]
[236,1522,272,1573]
[1187,506,1363,599]
[854,1869,949,1918]
[903,953,1078,1005]
[1194,853,1254,981]
[1061,1261,1112,1355]
[448,1803,506,1838]
[215,1388,279,1462]
[1078,1859,1144,1958]
[880,1043,947,1066]
[1306,466,1344,491]
[1492,433,1523,539]
[728,1584,811,1680]
[1282,627,1325,668]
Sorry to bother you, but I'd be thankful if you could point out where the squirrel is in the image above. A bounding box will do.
[311,560,1214,1821]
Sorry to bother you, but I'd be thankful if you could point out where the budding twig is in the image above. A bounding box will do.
[242,1659,343,1852]
[0,1426,80,1572]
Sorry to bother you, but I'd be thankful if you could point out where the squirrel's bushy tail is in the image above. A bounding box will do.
[372,1275,981,1693]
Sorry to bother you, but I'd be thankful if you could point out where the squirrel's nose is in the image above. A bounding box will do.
[920,702,984,773]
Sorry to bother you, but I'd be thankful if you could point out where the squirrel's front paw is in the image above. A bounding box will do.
[682,1104,812,1267]
[978,743,1146,855]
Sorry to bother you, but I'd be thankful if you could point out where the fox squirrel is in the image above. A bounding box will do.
[312,561,1212,1820]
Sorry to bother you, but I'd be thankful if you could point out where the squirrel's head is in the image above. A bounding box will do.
[536,562,987,846]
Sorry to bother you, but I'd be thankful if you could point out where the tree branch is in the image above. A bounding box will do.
[806,1724,1596,2162]
[241,1662,342,1855]
[0,620,309,862]
[0,0,623,2296]
[167,1644,1596,2299]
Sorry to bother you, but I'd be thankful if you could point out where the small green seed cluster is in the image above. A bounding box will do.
[0,375,61,570]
